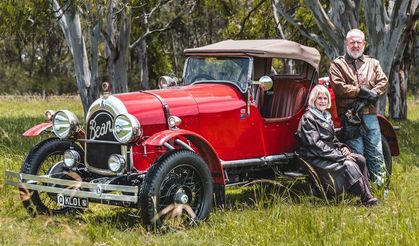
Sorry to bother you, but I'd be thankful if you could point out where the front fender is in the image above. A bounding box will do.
[22,122,52,137]
[144,129,225,185]
[378,114,400,156]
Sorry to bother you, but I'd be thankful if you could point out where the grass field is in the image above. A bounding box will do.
[0,96,417,245]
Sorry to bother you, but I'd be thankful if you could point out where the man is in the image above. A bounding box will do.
[329,29,388,187]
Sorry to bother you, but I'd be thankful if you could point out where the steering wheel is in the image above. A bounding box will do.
[191,74,215,82]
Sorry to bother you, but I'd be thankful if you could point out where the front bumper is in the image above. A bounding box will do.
[5,170,139,205]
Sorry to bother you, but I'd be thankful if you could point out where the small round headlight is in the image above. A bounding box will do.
[168,116,182,129]
[108,154,126,173]
[63,149,80,168]
[158,76,177,89]
[113,113,142,143]
[52,110,80,139]
[45,110,56,122]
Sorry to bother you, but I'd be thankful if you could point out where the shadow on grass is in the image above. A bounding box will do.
[224,178,356,210]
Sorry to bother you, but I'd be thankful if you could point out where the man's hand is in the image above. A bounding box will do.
[358,87,378,103]
[341,146,351,156]
[345,154,357,162]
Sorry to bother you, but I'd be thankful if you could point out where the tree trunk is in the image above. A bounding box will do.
[113,9,130,93]
[105,0,130,93]
[389,64,408,119]
[51,0,93,115]
[138,39,149,89]
[87,2,101,103]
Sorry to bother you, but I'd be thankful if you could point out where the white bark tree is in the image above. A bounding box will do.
[51,0,191,111]
[273,0,418,119]
[102,0,131,93]
[51,0,96,115]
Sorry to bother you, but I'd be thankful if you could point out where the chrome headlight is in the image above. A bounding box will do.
[63,149,80,168]
[108,154,126,173]
[113,113,142,144]
[52,110,80,139]
[168,115,182,129]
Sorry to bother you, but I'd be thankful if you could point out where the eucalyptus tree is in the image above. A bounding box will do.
[273,0,418,119]
[51,0,197,114]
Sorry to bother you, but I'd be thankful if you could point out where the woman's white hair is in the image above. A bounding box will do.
[308,84,331,109]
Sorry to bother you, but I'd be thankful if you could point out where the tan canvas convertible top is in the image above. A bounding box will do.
[184,39,321,71]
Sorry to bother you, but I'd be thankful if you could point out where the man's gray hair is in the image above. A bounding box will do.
[308,84,331,109]
[345,29,365,41]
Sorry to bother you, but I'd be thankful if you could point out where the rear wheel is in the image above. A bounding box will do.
[20,138,84,215]
[139,150,213,230]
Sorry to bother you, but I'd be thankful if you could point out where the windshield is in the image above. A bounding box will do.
[183,57,251,91]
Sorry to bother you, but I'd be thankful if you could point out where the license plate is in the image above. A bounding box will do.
[57,194,88,209]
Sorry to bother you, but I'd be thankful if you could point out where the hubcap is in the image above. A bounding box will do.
[175,191,189,204]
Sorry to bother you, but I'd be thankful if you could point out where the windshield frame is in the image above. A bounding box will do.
[182,56,253,93]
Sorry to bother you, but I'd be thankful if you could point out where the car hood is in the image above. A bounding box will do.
[113,83,245,128]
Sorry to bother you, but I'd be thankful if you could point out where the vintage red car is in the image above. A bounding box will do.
[6,39,399,228]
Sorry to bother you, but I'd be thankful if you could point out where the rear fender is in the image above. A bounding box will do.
[22,122,52,137]
[378,114,400,156]
[144,129,225,185]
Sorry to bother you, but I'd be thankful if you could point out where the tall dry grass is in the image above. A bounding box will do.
[0,96,417,245]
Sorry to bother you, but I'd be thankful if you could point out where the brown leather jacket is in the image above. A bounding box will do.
[329,54,388,115]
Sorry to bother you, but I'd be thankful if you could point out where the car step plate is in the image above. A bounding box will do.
[57,194,88,209]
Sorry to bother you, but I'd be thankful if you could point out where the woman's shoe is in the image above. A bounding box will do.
[363,197,379,206]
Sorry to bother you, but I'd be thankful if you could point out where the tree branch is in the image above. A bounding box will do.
[363,0,388,47]
[304,0,345,54]
[130,19,175,49]
[234,0,268,39]
[272,0,337,58]
[328,0,361,33]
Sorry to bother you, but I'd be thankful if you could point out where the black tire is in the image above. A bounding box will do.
[20,137,84,216]
[382,135,392,189]
[139,150,213,229]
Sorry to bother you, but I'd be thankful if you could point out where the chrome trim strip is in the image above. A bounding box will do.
[5,170,138,203]
[221,153,294,168]
[86,95,128,121]
[77,139,122,145]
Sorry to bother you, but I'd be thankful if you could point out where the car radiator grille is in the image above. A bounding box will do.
[86,110,121,171]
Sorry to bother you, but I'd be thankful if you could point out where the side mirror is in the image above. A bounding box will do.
[158,76,178,89]
[254,75,273,91]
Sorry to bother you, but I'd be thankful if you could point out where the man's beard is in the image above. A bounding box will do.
[346,47,364,59]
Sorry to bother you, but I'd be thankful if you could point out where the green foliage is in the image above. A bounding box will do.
[223,0,278,39]
[147,35,174,87]
[0,0,76,95]
[0,97,418,245]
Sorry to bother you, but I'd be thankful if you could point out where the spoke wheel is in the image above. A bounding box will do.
[139,150,213,230]
[20,138,84,215]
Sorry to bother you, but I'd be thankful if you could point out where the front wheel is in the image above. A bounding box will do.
[139,150,213,230]
[20,138,84,215]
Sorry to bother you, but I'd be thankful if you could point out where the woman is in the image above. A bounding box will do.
[296,84,378,206]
